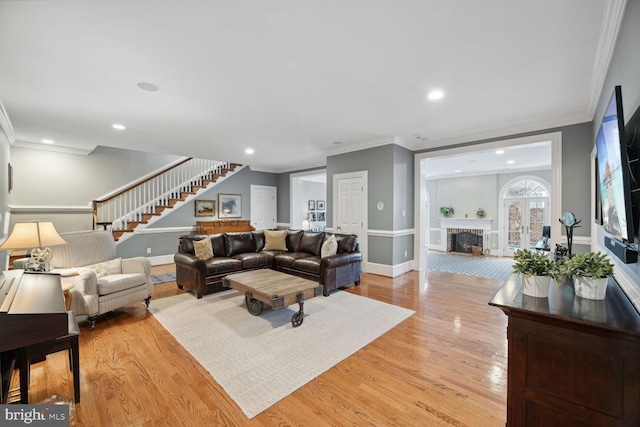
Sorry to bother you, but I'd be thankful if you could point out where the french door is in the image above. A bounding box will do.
[504,197,550,256]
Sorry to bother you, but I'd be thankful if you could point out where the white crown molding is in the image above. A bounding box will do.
[323,136,414,158]
[273,159,327,174]
[586,0,628,120]
[0,97,16,143]
[12,139,96,155]
[8,204,92,212]
[412,115,590,151]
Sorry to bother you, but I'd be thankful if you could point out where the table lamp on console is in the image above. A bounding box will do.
[0,221,68,272]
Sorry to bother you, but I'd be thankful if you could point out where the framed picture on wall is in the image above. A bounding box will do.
[195,200,216,217]
[317,212,326,222]
[308,200,315,210]
[309,212,316,221]
[219,194,242,218]
[316,200,325,210]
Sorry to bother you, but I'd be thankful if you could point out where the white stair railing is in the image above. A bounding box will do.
[93,158,233,232]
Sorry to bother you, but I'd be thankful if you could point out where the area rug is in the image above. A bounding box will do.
[427,251,515,280]
[151,273,176,284]
[149,290,414,419]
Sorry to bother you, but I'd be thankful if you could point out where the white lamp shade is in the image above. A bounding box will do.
[0,221,67,250]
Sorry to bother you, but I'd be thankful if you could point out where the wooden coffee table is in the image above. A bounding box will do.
[223,269,323,327]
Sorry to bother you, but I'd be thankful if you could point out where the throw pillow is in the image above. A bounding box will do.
[321,234,338,258]
[85,258,122,278]
[193,238,214,260]
[263,229,287,251]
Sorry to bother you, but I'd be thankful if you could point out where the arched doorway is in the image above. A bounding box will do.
[501,176,551,256]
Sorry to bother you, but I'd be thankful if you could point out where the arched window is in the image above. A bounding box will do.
[504,178,550,198]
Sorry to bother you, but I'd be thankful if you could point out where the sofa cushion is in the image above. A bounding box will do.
[286,230,304,252]
[298,232,325,256]
[253,231,265,251]
[178,234,208,255]
[193,238,213,260]
[294,256,321,274]
[225,233,256,257]
[210,233,227,257]
[321,234,338,258]
[205,257,243,275]
[335,234,358,253]
[97,273,146,295]
[264,230,287,251]
[232,252,273,269]
[274,252,313,268]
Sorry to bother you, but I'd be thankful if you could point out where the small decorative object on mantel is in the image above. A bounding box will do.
[559,251,614,300]
[476,208,486,218]
[559,211,581,256]
[512,249,556,297]
[439,206,454,217]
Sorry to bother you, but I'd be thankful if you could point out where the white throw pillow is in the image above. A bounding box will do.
[321,235,338,258]
[86,258,122,277]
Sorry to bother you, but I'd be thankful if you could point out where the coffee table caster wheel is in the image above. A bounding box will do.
[291,311,304,327]
[245,295,264,315]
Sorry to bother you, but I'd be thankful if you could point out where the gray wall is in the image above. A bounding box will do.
[327,144,415,266]
[592,0,640,283]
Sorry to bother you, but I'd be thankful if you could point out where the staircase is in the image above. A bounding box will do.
[92,158,244,243]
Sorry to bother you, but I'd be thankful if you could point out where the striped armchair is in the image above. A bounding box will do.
[49,230,152,330]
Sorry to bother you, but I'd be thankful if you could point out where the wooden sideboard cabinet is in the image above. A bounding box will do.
[195,220,255,234]
[489,274,640,427]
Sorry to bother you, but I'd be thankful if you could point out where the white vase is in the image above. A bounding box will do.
[573,276,609,300]
[521,274,551,298]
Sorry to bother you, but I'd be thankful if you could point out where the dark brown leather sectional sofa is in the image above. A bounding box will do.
[174,230,362,298]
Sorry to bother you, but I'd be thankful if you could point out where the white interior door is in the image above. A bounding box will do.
[250,185,277,230]
[333,171,367,271]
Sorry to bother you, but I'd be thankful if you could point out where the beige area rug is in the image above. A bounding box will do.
[149,289,414,419]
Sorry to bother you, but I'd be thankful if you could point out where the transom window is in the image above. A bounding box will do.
[504,179,549,198]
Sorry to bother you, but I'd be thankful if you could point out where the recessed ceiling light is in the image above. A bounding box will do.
[41,139,54,144]
[137,82,159,92]
[112,124,126,130]
[245,148,254,154]
[468,160,476,163]
[454,169,461,173]
[332,141,342,145]
[507,160,515,164]
[427,90,444,100]
[495,150,505,154]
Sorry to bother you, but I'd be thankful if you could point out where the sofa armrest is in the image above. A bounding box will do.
[174,252,208,298]
[320,252,362,270]
[51,268,100,316]
[122,257,153,293]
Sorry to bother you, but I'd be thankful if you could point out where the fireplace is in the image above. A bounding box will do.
[451,231,482,254]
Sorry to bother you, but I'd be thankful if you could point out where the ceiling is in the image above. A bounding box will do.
[0,0,625,173]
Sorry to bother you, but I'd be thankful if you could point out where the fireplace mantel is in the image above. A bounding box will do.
[440,218,493,231]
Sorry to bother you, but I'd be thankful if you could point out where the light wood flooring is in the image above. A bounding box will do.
[12,265,508,426]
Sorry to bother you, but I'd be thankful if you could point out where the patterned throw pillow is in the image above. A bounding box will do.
[193,238,214,260]
[321,234,338,258]
[263,230,288,251]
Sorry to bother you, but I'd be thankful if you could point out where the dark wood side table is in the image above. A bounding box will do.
[489,274,640,426]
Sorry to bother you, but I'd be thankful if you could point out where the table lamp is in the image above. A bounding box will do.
[0,221,68,271]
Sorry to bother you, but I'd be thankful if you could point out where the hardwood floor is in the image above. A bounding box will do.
[13,265,508,426]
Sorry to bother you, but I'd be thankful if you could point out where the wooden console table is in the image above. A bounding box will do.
[196,220,255,234]
[489,274,640,426]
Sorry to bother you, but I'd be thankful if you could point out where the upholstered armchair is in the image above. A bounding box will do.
[49,230,152,330]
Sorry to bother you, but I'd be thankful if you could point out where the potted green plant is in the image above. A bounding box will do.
[440,206,454,217]
[476,208,486,218]
[512,249,555,297]
[559,251,614,300]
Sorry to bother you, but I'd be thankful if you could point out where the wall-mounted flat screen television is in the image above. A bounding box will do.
[596,86,636,244]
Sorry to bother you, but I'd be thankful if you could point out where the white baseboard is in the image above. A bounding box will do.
[366,261,413,278]
[148,254,175,266]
